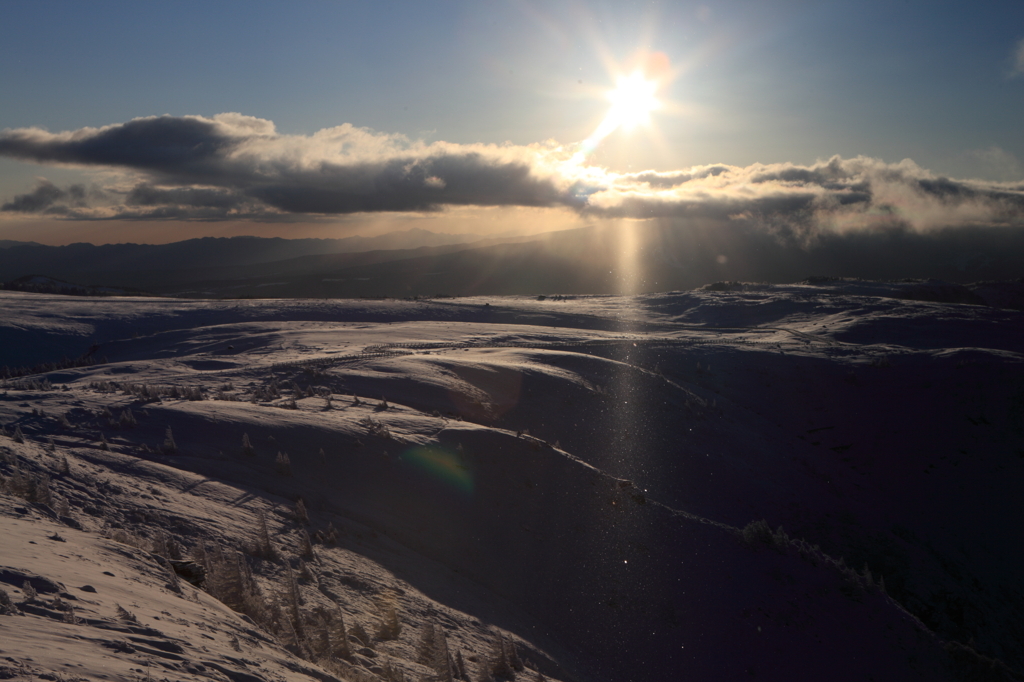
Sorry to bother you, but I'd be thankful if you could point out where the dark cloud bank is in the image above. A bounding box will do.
[2,113,1022,225]
[0,114,570,220]
[1,113,1023,287]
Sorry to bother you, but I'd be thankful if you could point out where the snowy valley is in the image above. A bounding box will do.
[1,280,1023,682]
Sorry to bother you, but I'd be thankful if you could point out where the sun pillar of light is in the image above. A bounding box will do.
[616,219,643,296]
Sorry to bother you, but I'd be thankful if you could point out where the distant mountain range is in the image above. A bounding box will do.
[0,239,43,249]
[2,223,1023,299]
[0,228,493,286]
[1,274,146,297]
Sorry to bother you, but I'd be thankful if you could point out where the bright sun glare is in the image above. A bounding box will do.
[573,54,669,164]
[605,71,661,130]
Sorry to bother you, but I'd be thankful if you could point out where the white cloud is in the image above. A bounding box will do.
[1012,37,1024,78]
[1,114,1022,236]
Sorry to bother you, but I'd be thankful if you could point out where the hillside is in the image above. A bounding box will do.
[1,282,1023,681]
[4,223,1024,299]
[0,230,497,290]
[150,222,1024,298]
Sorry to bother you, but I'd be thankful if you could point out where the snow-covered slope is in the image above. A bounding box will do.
[2,281,1022,681]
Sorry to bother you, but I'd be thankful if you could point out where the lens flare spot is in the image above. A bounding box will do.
[400,445,474,494]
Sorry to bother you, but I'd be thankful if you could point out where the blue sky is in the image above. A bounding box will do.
[1,0,1022,244]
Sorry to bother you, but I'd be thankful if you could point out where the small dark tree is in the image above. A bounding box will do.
[252,511,277,560]
[152,531,182,560]
[279,570,307,655]
[26,473,51,506]
[435,626,454,682]
[158,555,182,594]
[455,650,469,681]
[276,451,292,476]
[0,588,14,615]
[350,621,372,649]
[330,608,352,660]
[298,529,315,560]
[286,566,303,607]
[489,635,514,679]
[508,640,524,672]
[416,624,437,665]
[162,427,177,454]
[294,498,309,525]
[418,623,454,680]
[476,661,495,682]
[21,580,37,602]
[376,603,402,641]
[242,432,254,456]
[119,408,136,428]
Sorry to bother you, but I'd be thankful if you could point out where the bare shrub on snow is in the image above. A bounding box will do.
[293,498,309,525]
[200,543,272,628]
[418,623,458,680]
[476,660,496,682]
[375,602,402,641]
[249,510,278,561]
[740,519,889,601]
[741,519,788,550]
[162,427,177,454]
[275,451,292,476]
[455,650,469,680]
[298,529,316,560]
[315,522,340,546]
[105,528,148,551]
[21,580,37,602]
[0,464,52,506]
[118,408,136,428]
[349,620,372,650]
[151,531,183,561]
[326,607,352,661]
[360,416,392,440]
[488,633,517,679]
[115,603,138,622]
[297,558,315,583]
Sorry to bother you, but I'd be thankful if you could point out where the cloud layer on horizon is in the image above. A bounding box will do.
[2,113,1022,238]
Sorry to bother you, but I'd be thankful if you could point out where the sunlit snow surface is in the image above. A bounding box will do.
[1,281,1023,682]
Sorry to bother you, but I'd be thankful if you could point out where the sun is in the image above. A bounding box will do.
[605,71,661,130]
[572,52,671,164]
